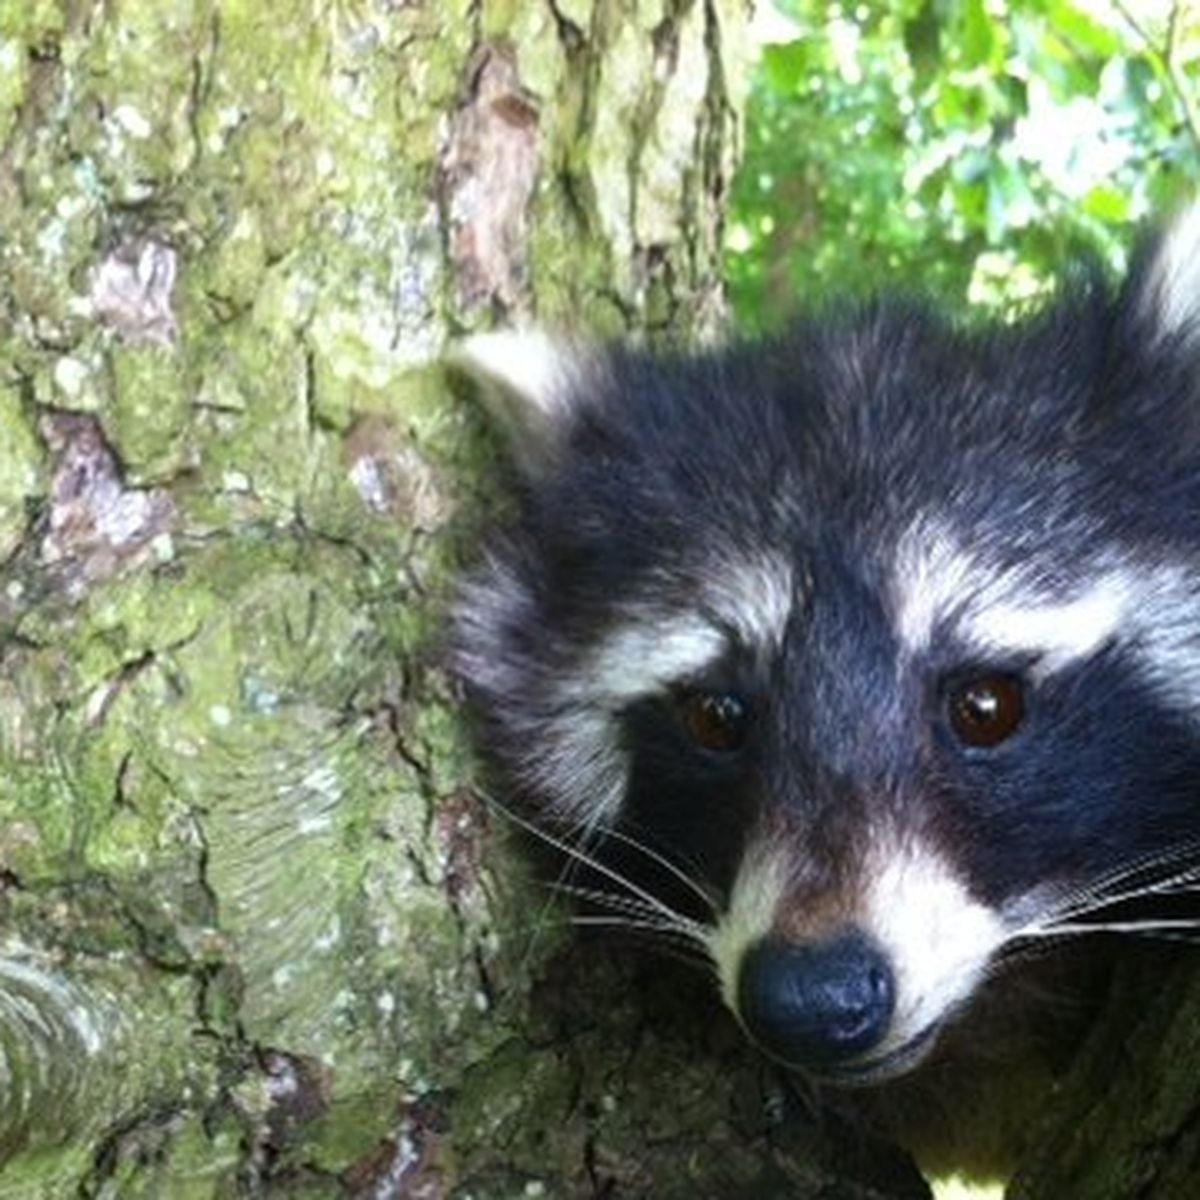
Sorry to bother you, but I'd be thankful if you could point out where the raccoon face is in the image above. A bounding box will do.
[451,206,1200,1085]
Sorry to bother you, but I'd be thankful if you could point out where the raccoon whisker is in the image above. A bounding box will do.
[483,848,572,974]
[531,810,717,917]
[480,788,623,885]
[547,878,678,918]
[1115,931,1200,945]
[548,882,709,944]
[1105,841,1200,883]
[542,844,708,934]
[568,914,707,941]
[1041,842,1200,920]
[565,917,716,970]
[478,789,706,933]
[1000,889,1200,963]
[593,825,719,913]
[1038,866,1200,925]
[1011,927,1200,950]
[471,788,634,973]
[1017,917,1200,938]
[567,900,696,935]
[1054,871,1200,918]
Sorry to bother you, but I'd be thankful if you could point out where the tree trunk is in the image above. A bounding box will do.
[1007,948,1200,1200]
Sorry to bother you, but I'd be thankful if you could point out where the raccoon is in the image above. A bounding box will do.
[449,206,1200,1178]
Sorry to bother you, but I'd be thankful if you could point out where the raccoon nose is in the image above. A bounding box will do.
[736,931,895,1070]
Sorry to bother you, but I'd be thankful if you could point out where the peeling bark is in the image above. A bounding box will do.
[39,413,176,593]
[440,47,541,318]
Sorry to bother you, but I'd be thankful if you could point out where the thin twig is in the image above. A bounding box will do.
[1112,0,1200,152]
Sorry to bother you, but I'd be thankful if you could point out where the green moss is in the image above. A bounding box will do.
[586,20,645,284]
[0,768,63,884]
[0,2,61,152]
[505,4,569,99]
[0,37,27,150]
[199,209,269,315]
[636,4,708,248]
[0,1144,94,1200]
[449,1038,576,1172]
[300,1089,402,1176]
[552,0,594,31]
[107,345,194,480]
[46,343,108,411]
[183,322,311,520]
[0,386,44,560]
[527,197,628,331]
[71,3,212,198]
[83,1113,243,1199]
[0,0,65,40]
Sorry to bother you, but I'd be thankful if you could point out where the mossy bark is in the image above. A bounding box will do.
[0,2,925,1196]
[1006,949,1200,1200]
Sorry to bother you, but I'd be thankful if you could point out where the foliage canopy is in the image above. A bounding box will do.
[727,0,1200,330]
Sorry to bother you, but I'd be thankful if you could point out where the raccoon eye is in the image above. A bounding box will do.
[678,690,750,753]
[946,673,1025,748]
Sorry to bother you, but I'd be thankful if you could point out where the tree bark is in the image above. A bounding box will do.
[1007,947,1200,1200]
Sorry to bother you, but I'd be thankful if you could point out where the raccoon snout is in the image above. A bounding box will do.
[736,931,895,1072]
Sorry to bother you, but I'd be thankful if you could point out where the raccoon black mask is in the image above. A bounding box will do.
[450,208,1200,1114]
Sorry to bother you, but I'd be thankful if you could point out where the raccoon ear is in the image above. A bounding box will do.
[1128,202,1200,346]
[447,330,591,475]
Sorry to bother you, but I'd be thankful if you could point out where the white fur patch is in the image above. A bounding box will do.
[862,839,1007,1059]
[892,520,992,656]
[588,614,727,702]
[892,519,1200,704]
[1122,564,1200,714]
[456,561,630,833]
[706,837,790,1014]
[557,558,794,828]
[1142,202,1200,343]
[450,330,593,476]
[464,555,794,834]
[891,516,1102,665]
[451,329,578,423]
[704,552,796,649]
[519,706,630,835]
[540,612,728,831]
[960,573,1131,675]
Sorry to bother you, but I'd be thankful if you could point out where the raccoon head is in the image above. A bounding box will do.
[450,205,1200,1085]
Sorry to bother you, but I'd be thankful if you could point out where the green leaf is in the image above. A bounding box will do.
[903,0,941,78]
[959,0,997,68]
[1080,185,1131,224]
[1045,0,1122,57]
